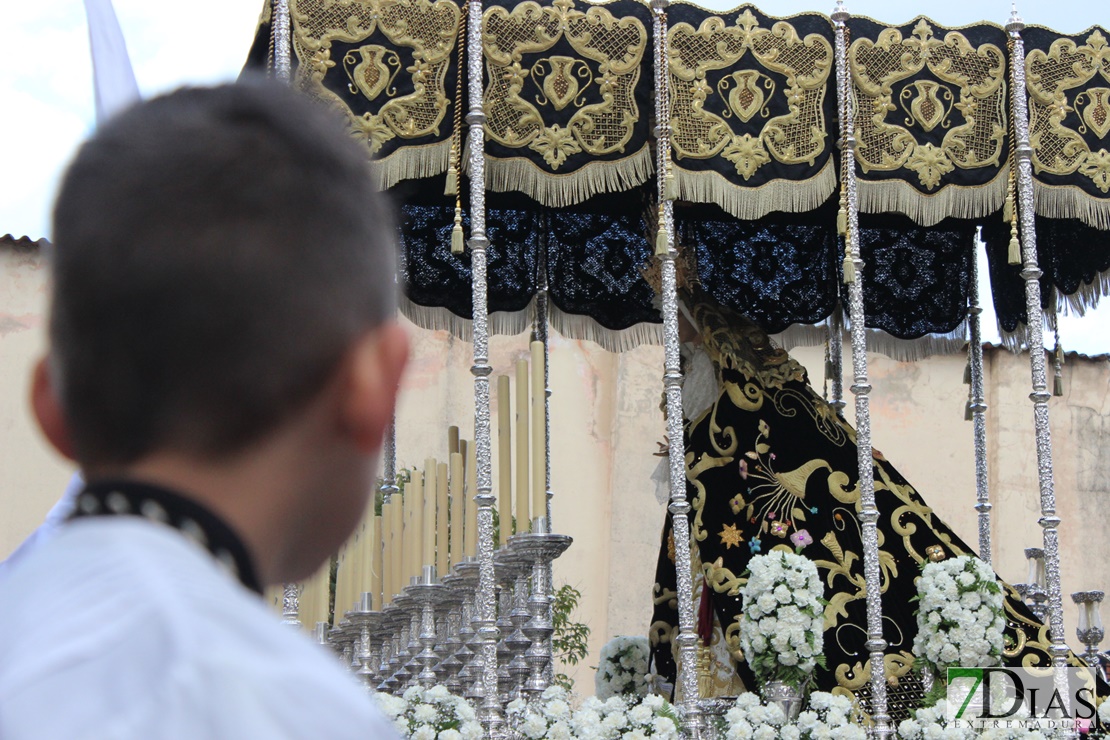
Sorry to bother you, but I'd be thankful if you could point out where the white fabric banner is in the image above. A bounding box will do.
[83,0,141,124]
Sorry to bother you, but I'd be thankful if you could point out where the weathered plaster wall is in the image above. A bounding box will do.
[0,243,74,558]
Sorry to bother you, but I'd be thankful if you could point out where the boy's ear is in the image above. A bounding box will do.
[339,323,410,453]
[30,357,76,461]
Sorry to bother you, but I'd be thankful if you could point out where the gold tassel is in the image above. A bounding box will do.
[656,226,670,256]
[664,173,678,202]
[965,401,973,422]
[1008,235,1021,265]
[1003,193,1013,224]
[842,254,855,285]
[963,361,971,385]
[451,208,464,254]
[836,208,847,236]
[445,165,457,196]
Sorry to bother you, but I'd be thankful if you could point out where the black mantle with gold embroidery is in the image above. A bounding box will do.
[648,298,1102,720]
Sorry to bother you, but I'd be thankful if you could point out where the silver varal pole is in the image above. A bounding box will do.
[1007,6,1071,695]
[272,0,291,82]
[651,0,701,732]
[832,2,891,734]
[968,248,992,564]
[827,305,845,413]
[273,0,297,622]
[464,0,503,730]
[537,258,553,531]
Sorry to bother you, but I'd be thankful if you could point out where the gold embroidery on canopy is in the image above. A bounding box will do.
[849,18,1009,224]
[667,8,835,219]
[290,0,461,189]
[480,0,651,205]
[1026,29,1110,227]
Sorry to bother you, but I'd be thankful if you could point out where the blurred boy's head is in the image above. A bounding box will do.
[35,81,408,580]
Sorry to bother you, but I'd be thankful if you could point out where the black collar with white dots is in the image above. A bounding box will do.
[68,479,263,595]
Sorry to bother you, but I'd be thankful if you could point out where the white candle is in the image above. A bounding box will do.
[369,514,382,611]
[497,375,512,546]
[465,441,477,558]
[422,459,436,571]
[530,340,546,531]
[514,358,530,533]
[450,451,464,566]
[436,460,449,576]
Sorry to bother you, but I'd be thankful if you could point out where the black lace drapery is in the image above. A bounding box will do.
[681,203,840,335]
[980,215,1110,332]
[857,214,975,339]
[398,184,982,341]
[398,183,659,330]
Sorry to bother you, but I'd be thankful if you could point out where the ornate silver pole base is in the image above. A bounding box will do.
[512,529,572,703]
[407,567,446,689]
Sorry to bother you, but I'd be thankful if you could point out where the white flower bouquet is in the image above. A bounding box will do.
[373,685,483,740]
[505,688,680,740]
[595,635,652,700]
[912,555,1005,685]
[738,551,826,689]
[570,694,680,740]
[506,685,575,740]
[723,691,865,739]
[897,699,1069,739]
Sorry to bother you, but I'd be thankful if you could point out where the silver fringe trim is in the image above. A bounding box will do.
[674,160,837,221]
[773,320,969,363]
[1035,182,1110,230]
[858,166,1009,227]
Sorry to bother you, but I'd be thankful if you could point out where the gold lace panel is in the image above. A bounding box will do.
[849,18,1008,223]
[481,0,651,205]
[667,7,835,218]
[1025,27,1110,226]
[290,0,461,185]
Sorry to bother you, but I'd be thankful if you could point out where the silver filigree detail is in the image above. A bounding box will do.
[968,245,992,563]
[1008,13,1071,708]
[833,3,891,734]
[272,0,291,82]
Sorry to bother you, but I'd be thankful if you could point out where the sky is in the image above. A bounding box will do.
[1,0,1107,352]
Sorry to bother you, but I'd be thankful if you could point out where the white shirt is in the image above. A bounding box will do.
[0,517,398,739]
[0,473,83,576]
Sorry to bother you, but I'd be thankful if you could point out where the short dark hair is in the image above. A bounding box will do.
[50,81,397,466]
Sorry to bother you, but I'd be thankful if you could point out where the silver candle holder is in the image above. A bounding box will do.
[1071,591,1105,669]
[511,525,572,703]
[345,593,384,691]
[407,566,447,689]
[1023,547,1050,623]
[497,546,531,704]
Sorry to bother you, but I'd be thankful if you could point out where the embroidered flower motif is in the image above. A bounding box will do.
[738,459,749,479]
[530,124,582,169]
[790,529,813,549]
[769,520,789,538]
[729,495,744,515]
[748,537,762,554]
